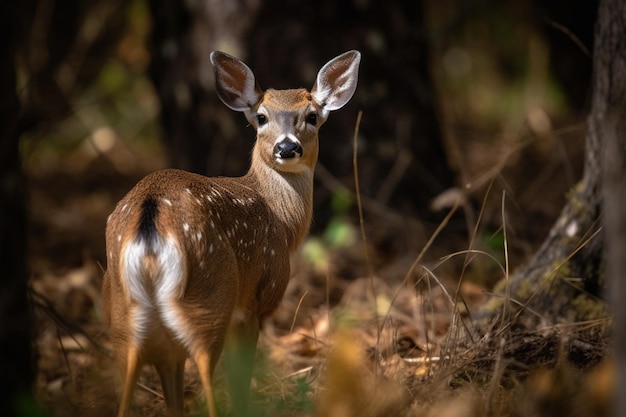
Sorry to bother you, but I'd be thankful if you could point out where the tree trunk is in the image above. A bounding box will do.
[0,1,35,413]
[477,0,625,330]
[600,0,626,414]
[148,0,260,176]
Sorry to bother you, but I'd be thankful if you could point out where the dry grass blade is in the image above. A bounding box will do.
[290,290,309,335]
[30,288,110,357]
[499,190,511,334]
[352,111,375,289]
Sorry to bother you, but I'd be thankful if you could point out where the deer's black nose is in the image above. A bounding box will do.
[274,140,303,159]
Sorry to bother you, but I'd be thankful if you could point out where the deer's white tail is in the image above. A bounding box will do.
[121,232,187,345]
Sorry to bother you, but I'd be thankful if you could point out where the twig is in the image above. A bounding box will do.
[544,18,591,58]
[30,287,111,357]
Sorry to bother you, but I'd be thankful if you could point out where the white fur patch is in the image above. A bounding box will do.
[122,238,152,307]
[154,236,187,301]
[153,236,193,348]
[121,235,188,346]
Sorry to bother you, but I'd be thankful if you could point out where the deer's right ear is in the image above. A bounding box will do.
[211,51,263,112]
[311,50,361,118]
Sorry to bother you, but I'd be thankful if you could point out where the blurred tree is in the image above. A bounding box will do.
[148,0,260,176]
[605,108,626,417]
[18,0,126,133]
[0,1,35,414]
[600,1,626,413]
[5,0,126,410]
[478,0,624,332]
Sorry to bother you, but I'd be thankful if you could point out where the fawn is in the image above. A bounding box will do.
[102,50,361,417]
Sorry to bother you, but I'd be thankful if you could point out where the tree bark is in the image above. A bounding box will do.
[0,1,35,413]
[599,1,626,414]
[478,0,625,330]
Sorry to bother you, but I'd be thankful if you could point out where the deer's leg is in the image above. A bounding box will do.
[185,267,237,417]
[155,359,186,417]
[194,349,220,417]
[117,341,142,417]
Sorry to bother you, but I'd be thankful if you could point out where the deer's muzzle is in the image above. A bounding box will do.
[274,139,303,159]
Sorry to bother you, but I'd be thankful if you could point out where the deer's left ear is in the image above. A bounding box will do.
[211,51,263,112]
[311,50,361,118]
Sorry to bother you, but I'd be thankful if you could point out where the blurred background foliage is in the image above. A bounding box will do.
[16,0,597,272]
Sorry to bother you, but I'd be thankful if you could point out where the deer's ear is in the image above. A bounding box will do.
[211,51,263,112]
[311,50,361,117]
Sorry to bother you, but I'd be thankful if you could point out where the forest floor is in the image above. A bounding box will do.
[27,120,612,417]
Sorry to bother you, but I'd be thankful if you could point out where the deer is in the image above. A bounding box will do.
[102,50,361,417]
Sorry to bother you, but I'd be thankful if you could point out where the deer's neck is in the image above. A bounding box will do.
[245,160,314,252]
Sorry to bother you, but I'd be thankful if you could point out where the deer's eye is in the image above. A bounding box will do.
[306,113,318,126]
[257,114,267,126]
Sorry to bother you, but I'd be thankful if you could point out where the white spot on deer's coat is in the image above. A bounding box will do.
[163,198,173,207]
[185,188,192,195]
[196,232,202,241]
[209,243,214,253]
[121,204,128,212]
[183,223,190,233]
[195,198,202,205]
[117,234,122,243]
[270,249,275,256]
